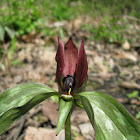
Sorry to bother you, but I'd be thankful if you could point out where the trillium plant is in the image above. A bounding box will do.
[0,37,140,140]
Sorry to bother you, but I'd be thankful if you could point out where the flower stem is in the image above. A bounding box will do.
[65,112,71,140]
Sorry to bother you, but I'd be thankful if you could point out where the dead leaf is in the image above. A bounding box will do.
[119,81,140,89]
[115,50,137,62]
[71,110,89,124]
[42,101,58,126]
[24,127,64,140]
[122,40,130,50]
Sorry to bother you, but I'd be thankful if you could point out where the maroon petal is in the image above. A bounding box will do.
[75,39,88,88]
[63,37,78,76]
[55,36,65,87]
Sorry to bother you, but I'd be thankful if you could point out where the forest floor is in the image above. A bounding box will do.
[0,16,140,140]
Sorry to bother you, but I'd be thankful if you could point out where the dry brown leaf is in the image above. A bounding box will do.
[115,50,137,62]
[122,40,130,50]
[42,101,58,126]
[119,81,140,89]
[24,127,64,140]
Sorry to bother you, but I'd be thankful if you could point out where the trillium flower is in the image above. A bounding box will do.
[55,37,88,96]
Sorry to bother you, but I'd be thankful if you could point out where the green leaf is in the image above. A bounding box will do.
[126,91,139,99]
[59,28,64,40]
[77,96,94,128]
[75,91,140,140]
[0,82,60,135]
[5,27,16,39]
[136,112,140,119]
[57,99,72,135]
[0,25,5,41]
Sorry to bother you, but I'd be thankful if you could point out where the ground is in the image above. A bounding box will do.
[0,16,140,140]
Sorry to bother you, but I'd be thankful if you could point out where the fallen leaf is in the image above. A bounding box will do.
[42,101,59,126]
[24,127,64,140]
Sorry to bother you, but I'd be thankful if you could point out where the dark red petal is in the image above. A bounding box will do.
[55,36,65,87]
[63,37,78,76]
[75,38,88,88]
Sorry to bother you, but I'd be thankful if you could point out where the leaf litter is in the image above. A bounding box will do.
[0,15,140,140]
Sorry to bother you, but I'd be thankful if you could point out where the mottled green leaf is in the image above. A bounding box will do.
[77,96,94,127]
[0,82,60,135]
[75,91,140,140]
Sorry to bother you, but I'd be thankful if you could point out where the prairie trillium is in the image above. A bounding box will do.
[56,37,88,99]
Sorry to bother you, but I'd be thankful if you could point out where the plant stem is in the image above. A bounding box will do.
[65,112,71,140]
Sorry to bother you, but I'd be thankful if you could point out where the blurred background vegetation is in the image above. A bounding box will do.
[0,0,140,56]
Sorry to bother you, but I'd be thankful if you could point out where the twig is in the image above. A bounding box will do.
[13,115,26,140]
[6,115,26,140]
[90,73,117,78]
[123,15,140,22]
[118,82,140,89]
